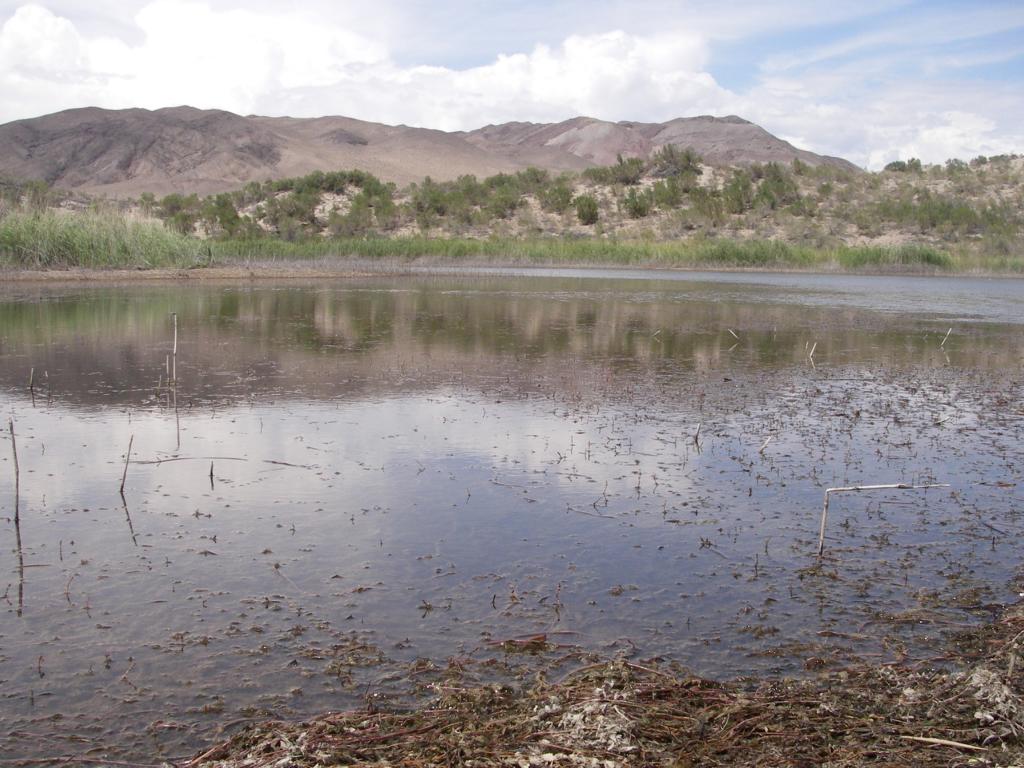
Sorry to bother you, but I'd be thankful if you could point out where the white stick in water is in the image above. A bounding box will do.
[171,313,178,383]
[817,483,949,556]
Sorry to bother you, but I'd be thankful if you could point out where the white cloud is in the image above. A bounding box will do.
[0,1,1021,169]
[255,31,725,130]
[0,1,388,117]
[0,4,84,74]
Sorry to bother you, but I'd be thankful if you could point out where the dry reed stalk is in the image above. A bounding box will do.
[9,419,19,525]
[119,434,134,496]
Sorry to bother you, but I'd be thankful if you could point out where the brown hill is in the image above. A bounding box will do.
[0,106,858,196]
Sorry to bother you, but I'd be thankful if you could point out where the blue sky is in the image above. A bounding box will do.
[0,0,1021,167]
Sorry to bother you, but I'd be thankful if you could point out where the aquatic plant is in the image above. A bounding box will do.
[0,208,203,268]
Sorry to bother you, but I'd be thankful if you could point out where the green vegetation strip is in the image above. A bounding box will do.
[4,208,1022,273]
[213,235,959,270]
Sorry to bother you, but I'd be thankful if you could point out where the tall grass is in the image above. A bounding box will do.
[0,209,204,268]
[835,244,951,270]
[211,235,952,271]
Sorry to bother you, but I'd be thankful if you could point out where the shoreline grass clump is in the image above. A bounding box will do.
[836,244,952,270]
[0,208,204,269]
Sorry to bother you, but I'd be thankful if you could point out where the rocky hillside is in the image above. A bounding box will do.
[0,106,857,196]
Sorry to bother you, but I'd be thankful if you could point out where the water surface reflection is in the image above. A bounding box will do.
[1,275,1022,761]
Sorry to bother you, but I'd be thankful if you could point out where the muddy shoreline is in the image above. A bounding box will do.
[1,258,1018,284]
[177,601,1024,767]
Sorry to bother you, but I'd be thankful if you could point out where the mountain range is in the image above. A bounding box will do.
[0,106,858,196]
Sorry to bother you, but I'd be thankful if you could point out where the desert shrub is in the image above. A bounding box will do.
[623,187,653,218]
[201,193,242,237]
[652,178,683,208]
[884,158,923,173]
[722,171,754,214]
[486,186,521,219]
[689,188,725,227]
[649,145,702,179]
[754,163,801,211]
[575,195,599,225]
[583,155,645,186]
[514,167,550,194]
[158,193,201,234]
[540,181,574,213]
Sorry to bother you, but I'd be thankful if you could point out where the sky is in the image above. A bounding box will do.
[0,0,1021,168]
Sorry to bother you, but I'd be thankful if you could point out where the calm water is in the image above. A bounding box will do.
[1,271,1023,761]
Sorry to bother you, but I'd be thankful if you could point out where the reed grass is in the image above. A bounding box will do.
[212,235,954,271]
[0,208,204,268]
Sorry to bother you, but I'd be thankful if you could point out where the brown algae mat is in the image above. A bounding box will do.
[183,606,1024,768]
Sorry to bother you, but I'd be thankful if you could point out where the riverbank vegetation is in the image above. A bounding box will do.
[1,149,1022,273]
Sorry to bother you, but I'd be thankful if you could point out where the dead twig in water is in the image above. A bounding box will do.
[9,419,19,526]
[119,434,134,496]
[817,483,949,556]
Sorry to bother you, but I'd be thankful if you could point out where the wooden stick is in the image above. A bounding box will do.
[119,434,134,496]
[817,483,949,556]
[28,367,34,393]
[171,312,178,383]
[11,419,23,616]
[940,327,952,347]
[9,419,19,525]
[693,421,702,446]
[758,436,773,454]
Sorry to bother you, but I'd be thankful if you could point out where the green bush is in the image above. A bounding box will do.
[623,187,652,218]
[541,182,574,214]
[652,178,683,208]
[753,163,801,211]
[689,188,725,227]
[722,171,754,214]
[649,145,702,179]
[885,158,923,173]
[575,195,599,225]
[583,155,645,186]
